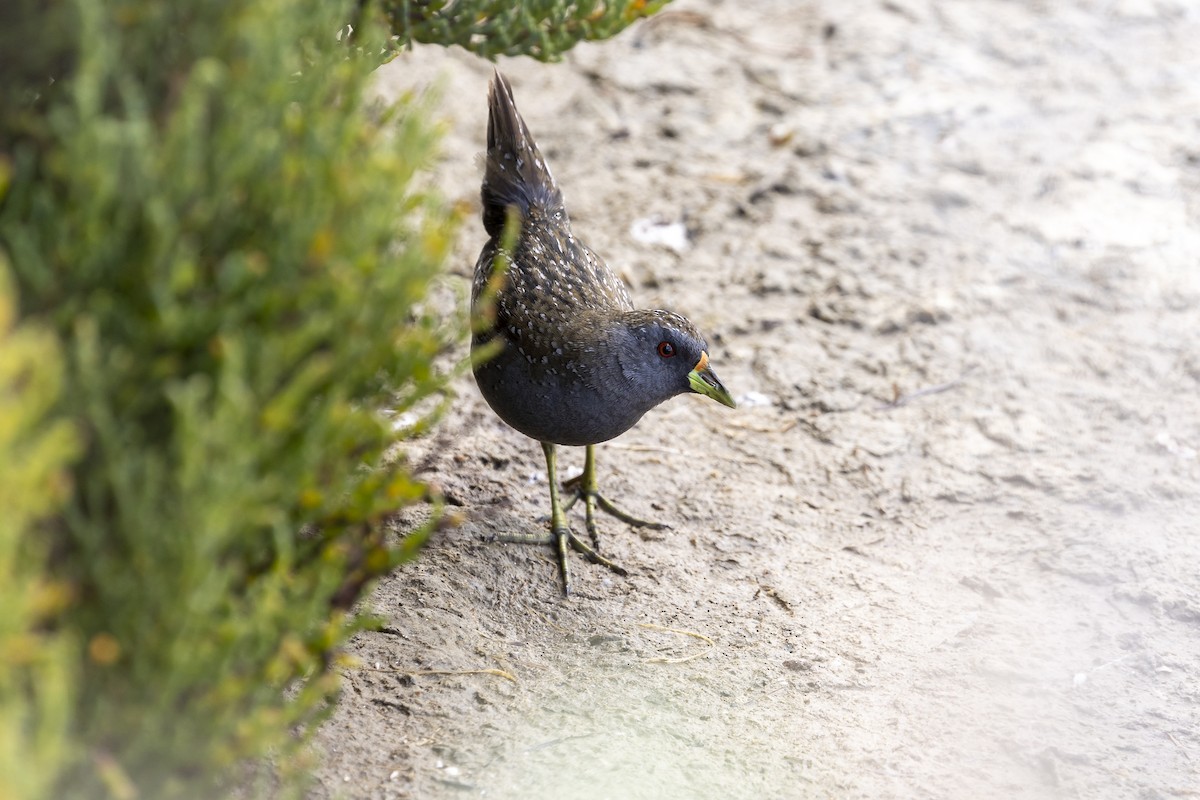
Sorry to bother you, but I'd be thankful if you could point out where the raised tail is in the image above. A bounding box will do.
[481,70,565,239]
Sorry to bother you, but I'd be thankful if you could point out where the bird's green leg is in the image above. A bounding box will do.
[494,442,627,595]
[562,445,670,551]
[543,441,574,593]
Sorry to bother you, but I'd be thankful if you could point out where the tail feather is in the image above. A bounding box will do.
[481,70,565,238]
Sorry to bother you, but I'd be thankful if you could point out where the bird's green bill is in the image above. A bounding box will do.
[688,351,736,408]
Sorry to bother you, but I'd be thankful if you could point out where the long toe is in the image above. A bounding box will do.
[493,530,555,546]
[593,492,671,530]
[561,481,670,531]
[565,531,629,577]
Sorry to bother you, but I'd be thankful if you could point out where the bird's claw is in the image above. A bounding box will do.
[561,478,670,535]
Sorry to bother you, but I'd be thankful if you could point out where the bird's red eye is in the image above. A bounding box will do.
[657,341,675,358]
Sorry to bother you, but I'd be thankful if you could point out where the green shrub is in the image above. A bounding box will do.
[0,256,79,800]
[379,0,672,61]
[1,0,452,795]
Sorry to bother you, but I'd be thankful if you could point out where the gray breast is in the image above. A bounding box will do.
[473,341,649,446]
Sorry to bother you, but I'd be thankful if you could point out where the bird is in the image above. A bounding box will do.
[471,69,735,595]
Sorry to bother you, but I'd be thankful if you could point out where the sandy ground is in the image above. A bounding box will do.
[312,1,1200,797]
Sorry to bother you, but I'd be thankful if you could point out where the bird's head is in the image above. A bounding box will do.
[611,310,736,410]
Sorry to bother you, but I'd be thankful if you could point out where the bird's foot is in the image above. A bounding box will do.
[493,526,628,596]
[561,474,671,551]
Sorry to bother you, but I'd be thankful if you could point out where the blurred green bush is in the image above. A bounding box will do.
[0,258,79,800]
[0,0,452,795]
[380,0,671,61]
[0,0,665,796]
